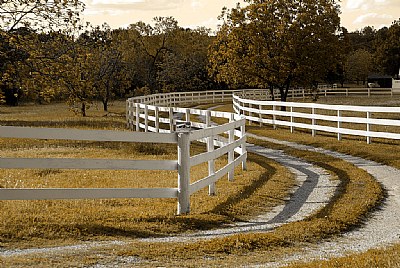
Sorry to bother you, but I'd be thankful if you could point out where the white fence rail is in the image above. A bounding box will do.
[233,92,400,144]
[239,87,399,101]
[0,91,247,215]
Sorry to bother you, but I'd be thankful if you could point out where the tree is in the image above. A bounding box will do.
[208,0,341,102]
[79,24,131,112]
[375,20,400,77]
[345,49,373,85]
[157,27,214,92]
[0,0,84,31]
[0,28,31,105]
[128,17,179,92]
[347,26,376,53]
[0,0,85,106]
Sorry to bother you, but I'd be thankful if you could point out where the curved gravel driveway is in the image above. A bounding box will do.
[246,133,400,266]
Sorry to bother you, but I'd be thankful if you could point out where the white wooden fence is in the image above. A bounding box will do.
[233,92,400,144]
[238,87,399,101]
[0,91,247,215]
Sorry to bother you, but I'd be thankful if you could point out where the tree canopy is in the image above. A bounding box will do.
[208,0,341,101]
[1,0,399,114]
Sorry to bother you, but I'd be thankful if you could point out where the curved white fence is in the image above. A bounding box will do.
[2,88,397,217]
[233,91,400,144]
[0,91,247,215]
[126,93,247,214]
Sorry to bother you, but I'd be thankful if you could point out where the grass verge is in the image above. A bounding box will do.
[0,99,391,267]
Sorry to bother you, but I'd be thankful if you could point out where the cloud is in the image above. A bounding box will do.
[91,0,144,4]
[345,0,393,10]
[86,0,185,11]
[353,13,394,28]
[191,0,203,9]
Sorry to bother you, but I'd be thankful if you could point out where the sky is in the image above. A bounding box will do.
[81,0,400,32]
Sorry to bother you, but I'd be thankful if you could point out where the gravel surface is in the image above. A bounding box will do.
[246,133,400,266]
[139,144,338,243]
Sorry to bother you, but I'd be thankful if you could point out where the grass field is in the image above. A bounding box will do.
[0,97,399,267]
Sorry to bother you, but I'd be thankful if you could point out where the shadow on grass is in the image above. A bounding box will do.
[209,153,277,218]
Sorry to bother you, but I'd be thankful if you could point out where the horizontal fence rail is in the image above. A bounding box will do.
[0,126,180,201]
[233,91,400,144]
[0,90,247,215]
[239,87,400,101]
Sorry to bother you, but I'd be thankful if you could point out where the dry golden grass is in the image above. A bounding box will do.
[0,101,294,250]
[287,243,400,268]
[0,97,396,267]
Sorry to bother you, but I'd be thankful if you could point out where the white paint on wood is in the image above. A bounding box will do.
[0,188,178,200]
[0,158,178,171]
[0,126,178,143]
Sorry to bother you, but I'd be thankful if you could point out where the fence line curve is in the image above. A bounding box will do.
[233,90,400,144]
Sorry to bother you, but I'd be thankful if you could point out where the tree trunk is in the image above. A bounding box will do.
[279,86,288,111]
[269,85,275,101]
[103,99,108,112]
[81,102,86,117]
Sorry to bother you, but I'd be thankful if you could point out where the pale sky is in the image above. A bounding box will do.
[81,0,400,32]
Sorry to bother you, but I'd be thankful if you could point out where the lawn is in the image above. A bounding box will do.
[0,96,398,267]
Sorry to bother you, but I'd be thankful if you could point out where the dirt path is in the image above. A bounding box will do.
[246,133,400,266]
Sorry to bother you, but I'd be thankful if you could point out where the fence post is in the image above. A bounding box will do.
[240,118,247,171]
[144,105,149,132]
[290,106,294,133]
[337,110,342,141]
[177,132,191,215]
[206,110,216,195]
[228,113,235,182]
[248,103,252,125]
[135,103,140,131]
[272,105,277,130]
[155,106,160,133]
[185,108,191,123]
[169,107,174,132]
[366,111,371,144]
[312,107,316,137]
[259,104,263,127]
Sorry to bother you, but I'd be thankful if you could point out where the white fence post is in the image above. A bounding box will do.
[312,107,316,137]
[367,112,371,144]
[185,108,190,123]
[337,110,342,141]
[228,113,235,182]
[272,105,277,129]
[259,104,263,127]
[155,106,160,133]
[177,132,191,215]
[169,107,174,132]
[241,119,247,171]
[144,105,149,132]
[126,101,130,129]
[206,110,216,195]
[290,106,294,133]
[248,103,252,126]
[135,103,140,131]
